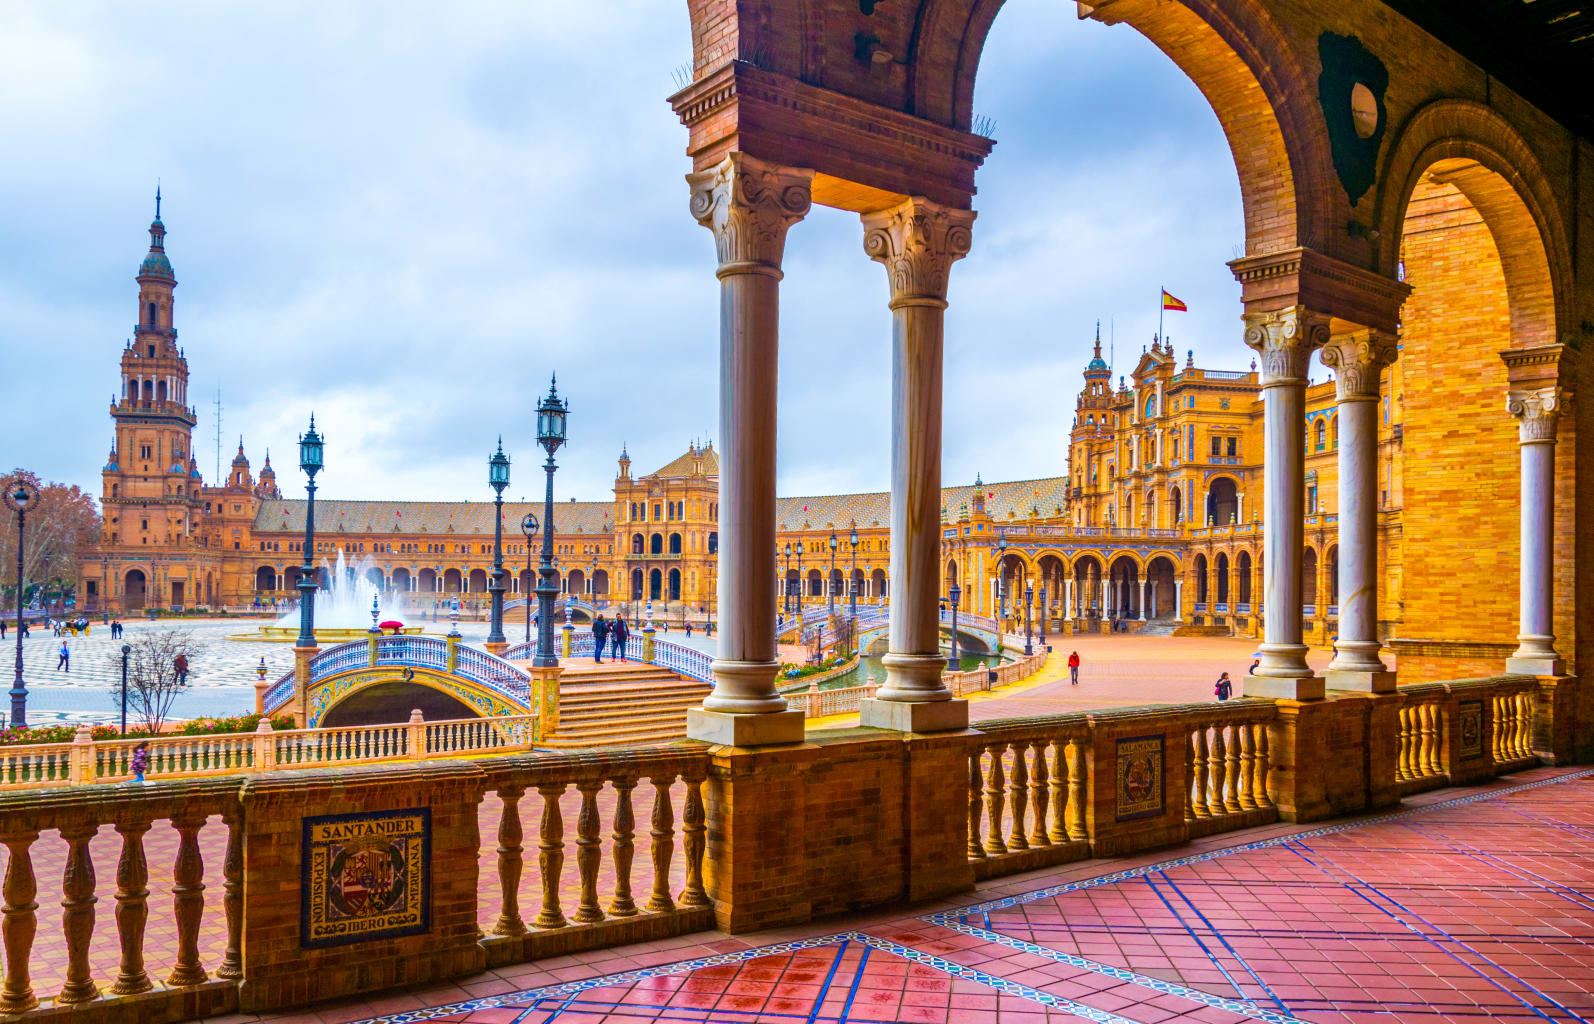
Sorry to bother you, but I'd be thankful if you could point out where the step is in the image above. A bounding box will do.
[558,703,708,729]
[559,681,710,702]
[545,719,692,747]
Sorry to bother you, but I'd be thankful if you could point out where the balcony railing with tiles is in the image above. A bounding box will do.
[1394,677,1539,796]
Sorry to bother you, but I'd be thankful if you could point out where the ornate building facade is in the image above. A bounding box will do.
[83,207,1409,651]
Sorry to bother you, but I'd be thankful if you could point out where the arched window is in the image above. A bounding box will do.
[631,533,644,554]
[669,533,682,554]
[147,301,156,326]
[1144,394,1156,417]
[1314,419,1326,450]
[650,533,663,554]
[707,531,717,554]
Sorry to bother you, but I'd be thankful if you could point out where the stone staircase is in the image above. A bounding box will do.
[544,663,713,748]
[1136,620,1181,637]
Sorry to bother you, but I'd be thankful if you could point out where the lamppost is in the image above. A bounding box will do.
[848,525,859,623]
[486,440,511,648]
[827,531,837,619]
[294,417,324,648]
[783,542,793,619]
[948,582,961,670]
[41,554,50,615]
[532,376,568,668]
[120,642,132,735]
[1038,583,1047,645]
[995,531,1009,633]
[795,540,805,615]
[519,512,538,646]
[1024,579,1034,656]
[4,476,36,728]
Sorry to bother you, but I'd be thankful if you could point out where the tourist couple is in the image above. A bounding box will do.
[591,614,630,663]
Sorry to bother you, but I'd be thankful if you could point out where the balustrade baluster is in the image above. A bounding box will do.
[1182,727,1196,823]
[967,753,986,859]
[112,820,152,994]
[1046,744,1068,844]
[983,744,1007,856]
[1491,697,1505,763]
[58,824,99,1004]
[492,786,527,935]
[573,783,604,923]
[1397,706,1413,780]
[645,776,675,913]
[168,815,207,986]
[609,778,638,917]
[0,830,38,1014]
[681,773,710,906]
[1237,724,1257,811]
[218,810,243,980]
[1251,723,1272,806]
[1223,726,1243,813]
[1029,742,1051,846]
[533,783,567,929]
[1065,738,1088,841]
[1418,704,1436,778]
[1007,743,1029,851]
[1190,729,1211,818]
[1517,692,1533,758]
[1209,726,1229,814]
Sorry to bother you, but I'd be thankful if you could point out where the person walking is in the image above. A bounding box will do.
[592,615,608,663]
[612,615,629,662]
[1214,672,1233,701]
[1,620,6,640]
[1067,650,1081,685]
[174,653,189,686]
[57,640,70,672]
[128,741,150,784]
[685,621,693,638]
[1248,657,1260,676]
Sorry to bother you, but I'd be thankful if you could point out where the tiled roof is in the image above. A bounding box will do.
[255,499,616,537]
[646,445,718,479]
[775,476,1070,530]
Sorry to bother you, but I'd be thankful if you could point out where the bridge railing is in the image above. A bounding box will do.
[0,712,541,788]
[265,637,536,716]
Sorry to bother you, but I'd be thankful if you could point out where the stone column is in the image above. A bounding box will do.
[1504,384,1564,675]
[1242,307,1329,700]
[685,153,812,746]
[1313,347,1389,682]
[1173,578,1183,622]
[861,197,976,733]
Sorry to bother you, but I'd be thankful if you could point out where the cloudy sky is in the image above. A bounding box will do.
[0,0,1244,505]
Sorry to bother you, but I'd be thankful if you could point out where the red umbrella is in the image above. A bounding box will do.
[379,620,405,634]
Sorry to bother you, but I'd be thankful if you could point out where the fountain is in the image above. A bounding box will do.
[232,548,426,642]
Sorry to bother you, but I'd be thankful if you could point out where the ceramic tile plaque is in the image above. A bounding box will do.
[302,807,431,948]
[1115,734,1165,821]
[1457,700,1484,761]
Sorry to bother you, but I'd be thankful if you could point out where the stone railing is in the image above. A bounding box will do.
[966,700,1280,880]
[0,712,539,788]
[786,681,879,718]
[267,636,534,714]
[1394,677,1539,796]
[945,649,1048,696]
[475,746,715,964]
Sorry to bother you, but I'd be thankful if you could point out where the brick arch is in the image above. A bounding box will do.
[915,0,1327,254]
[1374,99,1567,349]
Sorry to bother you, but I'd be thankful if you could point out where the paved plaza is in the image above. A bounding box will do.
[164,765,1592,1024]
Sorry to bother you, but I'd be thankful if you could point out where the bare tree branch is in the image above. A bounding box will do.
[106,628,200,733]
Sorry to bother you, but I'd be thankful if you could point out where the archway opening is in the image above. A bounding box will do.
[319,682,478,728]
[124,569,147,611]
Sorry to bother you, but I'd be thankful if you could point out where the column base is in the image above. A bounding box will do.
[1241,674,1325,701]
[1326,669,1397,693]
[859,697,969,733]
[483,641,509,656]
[687,708,806,747]
[1506,656,1565,676]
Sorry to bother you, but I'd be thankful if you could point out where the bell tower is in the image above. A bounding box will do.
[99,190,205,610]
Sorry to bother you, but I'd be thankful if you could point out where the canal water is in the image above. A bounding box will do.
[787,648,1006,692]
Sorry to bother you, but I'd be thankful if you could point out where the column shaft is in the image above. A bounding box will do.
[1244,308,1328,700]
[1504,385,1563,675]
[686,155,812,744]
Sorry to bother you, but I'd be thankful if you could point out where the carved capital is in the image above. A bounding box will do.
[1319,329,1398,402]
[861,197,976,306]
[687,153,812,272]
[1506,386,1561,444]
[1242,306,1330,387]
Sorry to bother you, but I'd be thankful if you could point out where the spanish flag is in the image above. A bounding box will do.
[1161,290,1187,312]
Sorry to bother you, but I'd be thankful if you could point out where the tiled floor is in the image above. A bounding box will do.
[217,765,1594,1024]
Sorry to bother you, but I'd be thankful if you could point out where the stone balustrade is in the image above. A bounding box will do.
[786,681,879,717]
[1182,705,1276,839]
[0,712,539,787]
[1393,677,1541,795]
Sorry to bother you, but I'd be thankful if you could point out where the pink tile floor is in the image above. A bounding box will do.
[196,764,1594,1024]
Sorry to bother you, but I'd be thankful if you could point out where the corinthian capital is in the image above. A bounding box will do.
[1506,386,1561,444]
[688,153,813,270]
[1319,329,1398,402]
[861,197,976,306]
[1242,306,1330,387]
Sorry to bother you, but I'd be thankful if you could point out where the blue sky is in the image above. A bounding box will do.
[0,0,1245,504]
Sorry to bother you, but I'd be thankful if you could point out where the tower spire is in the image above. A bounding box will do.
[155,182,162,221]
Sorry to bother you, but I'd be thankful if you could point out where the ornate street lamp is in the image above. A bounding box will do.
[532,376,567,668]
[783,542,793,619]
[520,512,539,646]
[1038,583,1047,645]
[295,416,324,648]
[848,525,859,623]
[120,642,132,735]
[795,540,805,614]
[947,582,962,670]
[827,530,838,619]
[1024,579,1034,656]
[486,440,511,647]
[995,530,1009,630]
[4,476,37,728]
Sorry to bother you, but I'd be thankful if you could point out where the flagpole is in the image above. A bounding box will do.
[1158,287,1163,347]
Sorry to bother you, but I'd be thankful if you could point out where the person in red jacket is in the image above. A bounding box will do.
[1067,650,1081,685]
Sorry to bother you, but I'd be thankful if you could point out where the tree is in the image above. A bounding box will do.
[0,470,101,607]
[107,628,199,734]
